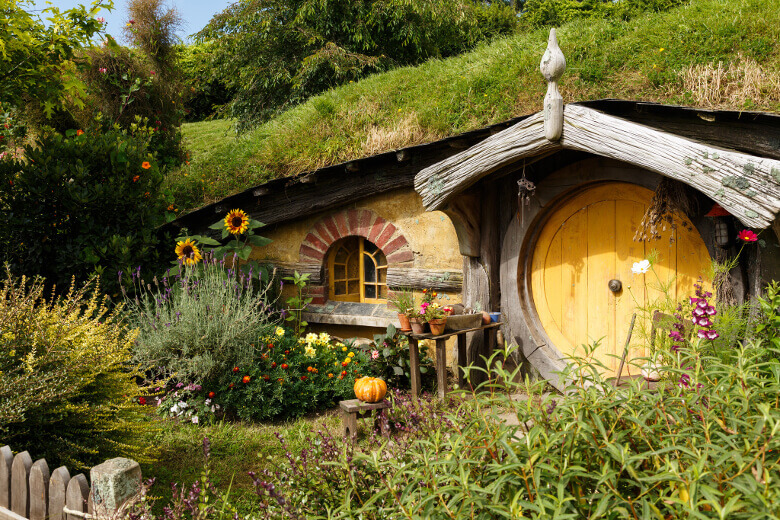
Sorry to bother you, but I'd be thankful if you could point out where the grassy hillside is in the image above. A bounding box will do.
[169,0,780,213]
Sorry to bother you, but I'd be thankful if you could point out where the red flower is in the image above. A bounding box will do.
[229,383,234,389]
[233,366,239,372]
[284,350,289,354]
[242,375,251,383]
[208,391,215,398]
[263,375,269,381]
[281,363,288,369]
[341,370,347,376]
[342,361,348,367]
[271,362,276,368]
[737,229,758,242]
[300,376,307,381]
[138,397,146,405]
[267,343,274,348]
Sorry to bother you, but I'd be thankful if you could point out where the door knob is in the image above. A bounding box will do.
[608,279,622,292]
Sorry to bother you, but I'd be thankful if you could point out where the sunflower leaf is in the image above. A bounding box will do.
[249,219,265,229]
[193,236,221,246]
[238,245,252,260]
[208,220,224,230]
[221,228,229,239]
[248,235,272,248]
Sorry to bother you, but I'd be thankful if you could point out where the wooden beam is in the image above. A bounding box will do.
[386,268,463,292]
[443,191,482,257]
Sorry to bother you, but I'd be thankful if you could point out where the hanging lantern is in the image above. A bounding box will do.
[705,203,731,248]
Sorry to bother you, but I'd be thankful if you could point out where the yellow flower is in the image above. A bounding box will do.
[659,47,665,52]
[304,346,316,358]
[344,358,351,364]
[275,327,284,337]
[341,346,347,352]
[224,209,249,235]
[175,239,202,266]
[348,352,355,358]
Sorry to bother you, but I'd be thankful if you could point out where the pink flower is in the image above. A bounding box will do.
[693,307,705,316]
[96,17,105,23]
[737,229,758,242]
[371,350,380,360]
[705,305,716,316]
[705,330,719,340]
[668,331,683,341]
[98,67,107,74]
[150,71,156,76]
[689,296,700,305]
[696,317,712,327]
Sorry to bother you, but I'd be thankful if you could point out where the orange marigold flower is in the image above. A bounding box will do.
[300,376,307,381]
[132,175,140,182]
[341,370,347,376]
[208,391,215,398]
[232,366,240,373]
[228,383,234,389]
[242,375,251,383]
[76,129,84,136]
[281,363,288,369]
[141,161,151,169]
[328,373,334,378]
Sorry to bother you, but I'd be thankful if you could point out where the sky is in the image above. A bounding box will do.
[27,0,234,42]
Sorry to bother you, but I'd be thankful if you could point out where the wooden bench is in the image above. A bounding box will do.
[339,399,391,440]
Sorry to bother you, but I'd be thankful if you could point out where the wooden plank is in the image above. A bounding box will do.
[615,198,647,377]
[48,467,70,520]
[270,262,322,285]
[386,268,463,292]
[28,460,49,520]
[456,333,468,387]
[0,447,12,509]
[675,219,712,300]
[587,199,615,372]
[0,506,28,520]
[435,339,448,399]
[561,207,588,350]
[480,181,501,312]
[416,104,780,229]
[65,474,89,520]
[10,452,32,518]
[408,338,421,398]
[404,322,502,340]
[544,231,563,338]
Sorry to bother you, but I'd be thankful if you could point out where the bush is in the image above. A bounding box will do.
[0,270,153,470]
[0,124,167,297]
[520,0,690,28]
[358,324,436,390]
[126,254,277,387]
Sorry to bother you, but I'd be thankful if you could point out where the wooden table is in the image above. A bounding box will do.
[402,322,503,399]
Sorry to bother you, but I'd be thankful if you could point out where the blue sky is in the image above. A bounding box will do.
[28,0,234,42]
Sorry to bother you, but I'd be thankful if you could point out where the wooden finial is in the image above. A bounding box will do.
[540,28,566,141]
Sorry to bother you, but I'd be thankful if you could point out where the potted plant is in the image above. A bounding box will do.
[408,307,426,334]
[422,302,452,336]
[388,288,415,332]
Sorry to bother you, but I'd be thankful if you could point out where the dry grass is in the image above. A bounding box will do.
[361,114,443,157]
[679,56,780,108]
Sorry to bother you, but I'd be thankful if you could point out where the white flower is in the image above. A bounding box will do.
[204,399,211,406]
[211,405,216,413]
[304,346,316,358]
[305,332,318,345]
[178,400,188,409]
[631,259,651,274]
[275,326,285,337]
[192,416,199,424]
[170,404,179,415]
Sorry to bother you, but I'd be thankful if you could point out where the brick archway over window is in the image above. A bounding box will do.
[298,209,414,304]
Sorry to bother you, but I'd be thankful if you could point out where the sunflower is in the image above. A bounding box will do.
[175,238,202,266]
[224,209,249,235]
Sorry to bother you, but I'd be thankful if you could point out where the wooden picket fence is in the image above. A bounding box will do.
[0,445,90,520]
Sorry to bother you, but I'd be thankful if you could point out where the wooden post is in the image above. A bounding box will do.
[408,337,421,398]
[48,467,70,520]
[457,333,468,387]
[65,475,89,520]
[10,452,32,518]
[540,28,566,141]
[435,338,448,399]
[0,446,12,509]
[28,460,49,520]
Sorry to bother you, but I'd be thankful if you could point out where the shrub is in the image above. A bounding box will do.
[0,124,167,297]
[359,324,436,390]
[520,0,690,28]
[125,253,277,385]
[216,330,370,421]
[0,270,153,470]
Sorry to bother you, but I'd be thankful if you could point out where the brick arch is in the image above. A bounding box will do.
[299,209,414,266]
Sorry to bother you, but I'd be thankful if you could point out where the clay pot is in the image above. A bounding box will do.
[481,312,491,325]
[428,318,446,336]
[398,313,412,332]
[409,317,426,335]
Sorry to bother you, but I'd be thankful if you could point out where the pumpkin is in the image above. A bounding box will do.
[354,377,387,403]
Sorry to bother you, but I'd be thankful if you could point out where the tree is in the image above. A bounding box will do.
[195,0,518,130]
[0,0,112,115]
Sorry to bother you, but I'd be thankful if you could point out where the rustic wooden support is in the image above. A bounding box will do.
[435,339,448,400]
[416,104,780,228]
[10,452,32,518]
[386,268,463,292]
[65,475,89,520]
[0,447,12,509]
[48,467,70,520]
[28,460,49,520]
[339,399,390,441]
[540,28,566,141]
[443,191,483,257]
[270,262,322,284]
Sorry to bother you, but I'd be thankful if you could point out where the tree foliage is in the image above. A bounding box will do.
[194,0,518,129]
[0,0,110,116]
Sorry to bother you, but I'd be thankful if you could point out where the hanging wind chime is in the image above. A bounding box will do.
[517,161,536,228]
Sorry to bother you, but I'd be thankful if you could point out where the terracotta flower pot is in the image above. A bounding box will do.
[398,313,412,332]
[481,312,491,325]
[428,318,446,336]
[409,317,426,335]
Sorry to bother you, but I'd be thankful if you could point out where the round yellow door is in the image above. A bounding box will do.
[530,182,711,377]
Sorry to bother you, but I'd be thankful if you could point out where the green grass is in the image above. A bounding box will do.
[142,408,342,514]
[168,0,780,212]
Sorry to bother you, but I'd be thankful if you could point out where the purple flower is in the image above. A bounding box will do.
[671,344,682,352]
[697,317,712,327]
[669,330,683,341]
[697,300,708,309]
[689,296,700,305]
[693,307,705,316]
[705,306,716,316]
[679,373,690,387]
[705,330,719,340]
[697,329,708,339]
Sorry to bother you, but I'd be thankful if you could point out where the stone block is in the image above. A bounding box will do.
[90,458,141,515]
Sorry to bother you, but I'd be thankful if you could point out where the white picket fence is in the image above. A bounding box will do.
[0,445,116,520]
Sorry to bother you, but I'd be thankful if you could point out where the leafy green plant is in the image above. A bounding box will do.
[360,324,436,389]
[387,287,415,315]
[0,123,167,297]
[283,271,312,336]
[0,270,153,470]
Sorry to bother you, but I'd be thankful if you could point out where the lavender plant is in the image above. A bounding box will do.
[124,252,277,385]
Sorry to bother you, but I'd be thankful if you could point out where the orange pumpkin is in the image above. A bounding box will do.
[354,377,387,403]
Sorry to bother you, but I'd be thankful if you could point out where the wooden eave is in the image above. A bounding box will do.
[163,100,780,237]
[415,104,780,229]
